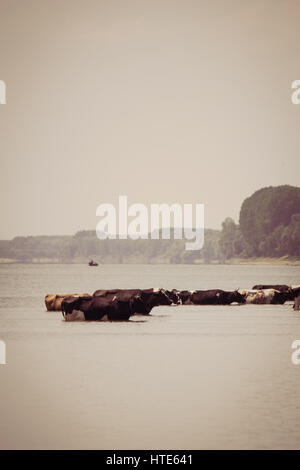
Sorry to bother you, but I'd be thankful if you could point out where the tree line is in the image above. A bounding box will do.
[0,185,299,263]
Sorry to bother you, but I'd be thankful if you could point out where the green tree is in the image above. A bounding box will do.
[239,185,300,256]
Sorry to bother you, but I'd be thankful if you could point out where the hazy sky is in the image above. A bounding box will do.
[0,0,299,239]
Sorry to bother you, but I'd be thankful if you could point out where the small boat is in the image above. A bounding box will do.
[88,260,98,267]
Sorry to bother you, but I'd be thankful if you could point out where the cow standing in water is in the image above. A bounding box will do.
[240,289,293,304]
[62,294,142,321]
[62,288,175,321]
[93,288,176,313]
[190,289,246,305]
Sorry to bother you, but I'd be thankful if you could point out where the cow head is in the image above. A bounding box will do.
[139,289,172,309]
[61,295,91,318]
[229,290,246,304]
[61,296,82,318]
[153,289,173,306]
[177,290,192,304]
[165,289,181,305]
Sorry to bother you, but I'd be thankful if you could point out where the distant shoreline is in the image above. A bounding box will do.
[223,257,300,266]
[1,257,299,266]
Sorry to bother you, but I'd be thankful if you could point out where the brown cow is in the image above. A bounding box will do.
[45,293,91,311]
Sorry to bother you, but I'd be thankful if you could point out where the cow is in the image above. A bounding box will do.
[249,287,300,304]
[252,284,290,292]
[62,294,142,321]
[190,289,246,305]
[45,293,91,311]
[240,289,290,304]
[92,288,173,313]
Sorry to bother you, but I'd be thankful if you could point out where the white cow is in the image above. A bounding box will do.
[239,289,281,304]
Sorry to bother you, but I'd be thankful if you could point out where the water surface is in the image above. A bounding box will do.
[0,263,299,449]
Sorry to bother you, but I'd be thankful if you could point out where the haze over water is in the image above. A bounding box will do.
[0,263,300,449]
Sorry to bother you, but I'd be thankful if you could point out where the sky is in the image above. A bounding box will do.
[0,0,299,239]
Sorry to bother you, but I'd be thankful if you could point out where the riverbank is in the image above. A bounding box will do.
[223,256,300,266]
[0,256,299,265]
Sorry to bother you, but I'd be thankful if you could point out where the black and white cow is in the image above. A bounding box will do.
[240,288,291,304]
[164,289,181,305]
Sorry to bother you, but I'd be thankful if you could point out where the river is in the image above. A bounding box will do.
[0,263,299,449]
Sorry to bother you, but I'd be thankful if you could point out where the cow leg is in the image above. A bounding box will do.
[64,310,85,321]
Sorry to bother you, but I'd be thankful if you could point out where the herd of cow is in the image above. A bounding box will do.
[44,284,300,321]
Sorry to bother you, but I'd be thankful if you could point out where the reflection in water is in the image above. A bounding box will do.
[0,263,300,449]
